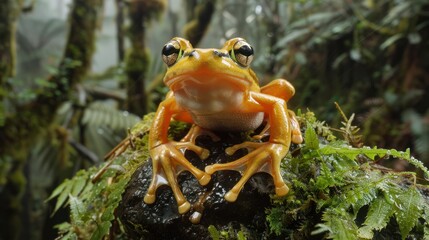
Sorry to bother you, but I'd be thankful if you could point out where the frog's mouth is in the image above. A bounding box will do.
[164,71,252,93]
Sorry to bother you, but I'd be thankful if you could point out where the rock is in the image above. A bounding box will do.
[117,133,278,239]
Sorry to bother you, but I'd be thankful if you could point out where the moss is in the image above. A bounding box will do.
[50,110,429,239]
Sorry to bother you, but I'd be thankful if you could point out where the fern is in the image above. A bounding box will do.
[50,111,429,239]
[357,196,395,239]
[313,208,358,240]
[395,187,423,239]
[268,117,429,239]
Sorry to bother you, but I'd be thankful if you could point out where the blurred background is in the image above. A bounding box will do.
[0,0,428,239]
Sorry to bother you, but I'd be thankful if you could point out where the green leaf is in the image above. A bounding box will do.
[90,221,111,240]
[47,180,69,201]
[395,187,422,239]
[208,225,220,240]
[266,207,284,236]
[71,177,87,197]
[69,195,84,225]
[380,34,404,50]
[314,208,358,240]
[237,231,246,240]
[53,180,73,213]
[358,197,394,239]
[304,124,319,149]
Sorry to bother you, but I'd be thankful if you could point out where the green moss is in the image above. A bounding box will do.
[266,115,429,239]
[50,111,429,239]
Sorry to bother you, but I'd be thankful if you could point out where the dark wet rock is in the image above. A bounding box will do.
[117,133,278,239]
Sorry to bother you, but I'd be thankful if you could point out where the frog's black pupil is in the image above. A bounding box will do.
[162,44,180,56]
[236,45,253,56]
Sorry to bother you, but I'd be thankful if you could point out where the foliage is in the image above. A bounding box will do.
[207,225,248,240]
[50,110,429,239]
[48,114,153,239]
[266,111,429,239]
[267,0,429,164]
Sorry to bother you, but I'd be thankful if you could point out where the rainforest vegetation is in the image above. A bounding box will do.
[0,0,428,239]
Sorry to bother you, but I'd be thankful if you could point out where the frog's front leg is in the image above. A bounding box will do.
[205,92,301,202]
[145,96,211,214]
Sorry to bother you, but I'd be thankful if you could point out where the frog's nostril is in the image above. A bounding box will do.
[188,50,197,57]
[213,50,228,58]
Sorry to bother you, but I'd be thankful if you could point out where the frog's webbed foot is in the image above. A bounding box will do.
[205,141,289,202]
[144,141,211,214]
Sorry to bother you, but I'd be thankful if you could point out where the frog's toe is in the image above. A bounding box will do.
[200,148,210,160]
[144,193,156,204]
[224,190,239,202]
[198,173,211,186]
[204,165,216,175]
[275,184,289,196]
[178,201,191,214]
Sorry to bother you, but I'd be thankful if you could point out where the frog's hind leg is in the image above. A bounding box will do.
[287,110,303,144]
[252,111,302,144]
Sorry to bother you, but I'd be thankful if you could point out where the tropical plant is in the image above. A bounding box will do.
[49,110,429,239]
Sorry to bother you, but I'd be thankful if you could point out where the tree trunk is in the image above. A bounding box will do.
[115,0,125,62]
[183,0,216,46]
[0,0,20,92]
[125,0,164,116]
[0,0,103,239]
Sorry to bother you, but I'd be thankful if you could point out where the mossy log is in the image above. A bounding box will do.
[51,112,429,239]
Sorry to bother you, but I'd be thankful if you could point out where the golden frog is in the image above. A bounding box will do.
[145,37,303,214]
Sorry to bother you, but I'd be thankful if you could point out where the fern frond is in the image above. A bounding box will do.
[358,196,395,239]
[394,187,423,240]
[69,195,85,226]
[313,208,358,240]
[81,101,140,130]
[304,124,319,150]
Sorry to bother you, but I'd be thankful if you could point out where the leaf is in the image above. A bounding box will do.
[315,208,358,240]
[71,177,87,197]
[276,28,311,47]
[237,231,246,240]
[69,195,84,225]
[208,225,220,240]
[47,180,68,201]
[358,197,394,239]
[380,34,404,50]
[90,221,111,240]
[395,187,422,239]
[266,207,284,236]
[304,124,319,149]
[53,180,73,214]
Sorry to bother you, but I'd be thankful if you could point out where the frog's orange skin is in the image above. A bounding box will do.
[145,37,303,214]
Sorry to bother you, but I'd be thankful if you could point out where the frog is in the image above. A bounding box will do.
[145,37,303,214]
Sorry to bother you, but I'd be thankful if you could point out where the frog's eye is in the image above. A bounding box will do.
[162,40,183,67]
[230,40,254,67]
